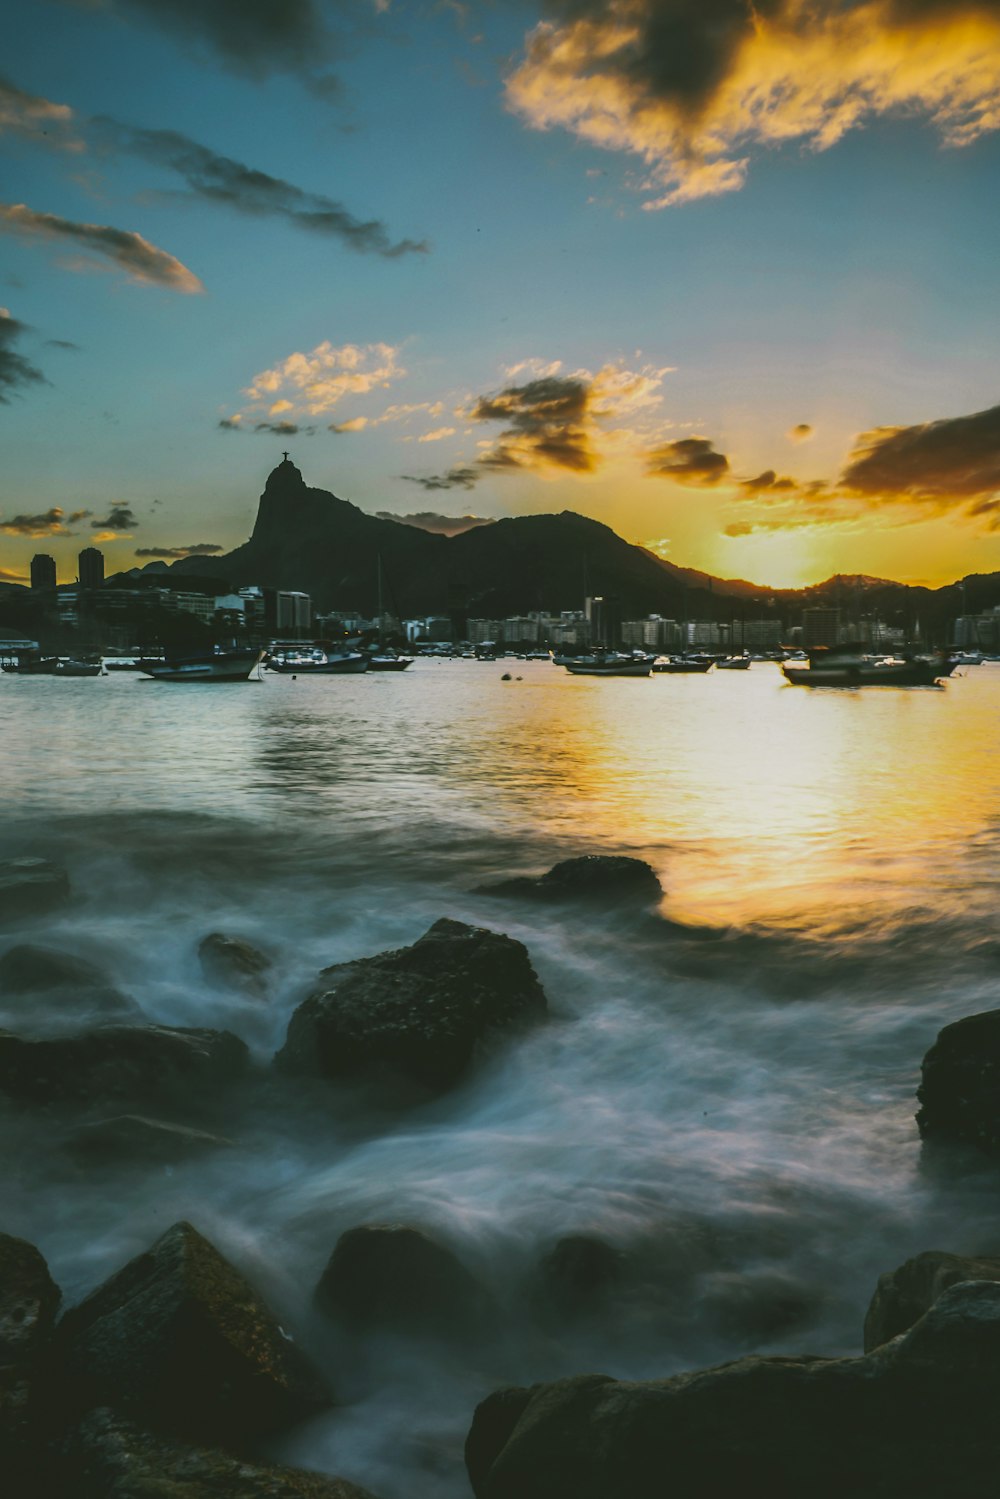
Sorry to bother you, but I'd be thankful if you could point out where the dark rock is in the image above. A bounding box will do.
[56,1221,331,1445]
[275,919,547,1093]
[537,1236,621,1314]
[864,1249,1000,1351]
[64,1115,233,1164]
[0,859,71,922]
[916,1009,1000,1155]
[479,855,662,905]
[466,1280,1000,1499]
[58,1408,380,1498]
[0,1025,249,1109]
[0,945,140,1025]
[0,1234,60,1364]
[198,933,272,997]
[316,1223,491,1338]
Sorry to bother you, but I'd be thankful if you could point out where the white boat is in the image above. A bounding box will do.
[139,648,263,682]
[268,651,369,675]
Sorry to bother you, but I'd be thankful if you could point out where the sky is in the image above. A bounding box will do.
[1,0,999,590]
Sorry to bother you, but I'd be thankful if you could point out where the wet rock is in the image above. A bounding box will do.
[198,933,272,998]
[64,1115,233,1165]
[537,1236,622,1314]
[0,1025,249,1110]
[916,1009,1000,1155]
[863,1249,1000,1351]
[0,859,70,922]
[58,1408,380,1498]
[466,1280,1000,1499]
[276,919,547,1093]
[316,1223,491,1338]
[0,945,141,1026]
[56,1221,331,1445]
[479,855,662,906]
[0,1234,60,1364]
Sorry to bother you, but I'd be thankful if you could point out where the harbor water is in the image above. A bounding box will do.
[4,658,1000,1495]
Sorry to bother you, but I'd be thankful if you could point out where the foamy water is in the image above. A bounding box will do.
[3,659,1000,1496]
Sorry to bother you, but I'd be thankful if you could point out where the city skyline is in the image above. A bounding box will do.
[2,0,999,590]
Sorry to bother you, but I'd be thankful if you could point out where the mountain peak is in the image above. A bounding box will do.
[264,455,307,495]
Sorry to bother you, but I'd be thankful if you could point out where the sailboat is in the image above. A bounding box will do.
[368,555,413,671]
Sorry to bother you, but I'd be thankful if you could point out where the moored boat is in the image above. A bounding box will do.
[564,654,653,677]
[782,647,952,687]
[138,648,264,682]
[652,656,714,674]
[267,650,369,674]
[716,655,751,670]
[368,652,412,671]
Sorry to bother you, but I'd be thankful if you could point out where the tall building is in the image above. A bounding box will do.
[586,595,621,648]
[30,554,56,591]
[802,607,840,648]
[78,547,105,591]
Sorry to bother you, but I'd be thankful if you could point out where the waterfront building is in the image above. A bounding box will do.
[802,607,841,648]
[30,554,56,591]
[78,547,105,591]
[586,595,621,649]
[953,610,1000,650]
[622,616,684,651]
[266,590,312,634]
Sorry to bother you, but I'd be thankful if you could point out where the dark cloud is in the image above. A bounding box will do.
[0,202,204,292]
[95,122,429,258]
[45,338,80,351]
[375,510,495,535]
[739,469,801,495]
[255,420,313,435]
[218,417,241,430]
[788,422,814,442]
[647,436,730,486]
[0,312,46,402]
[61,0,341,92]
[92,505,138,530]
[0,506,83,537]
[471,375,594,472]
[839,402,1000,506]
[401,466,481,492]
[135,543,224,558]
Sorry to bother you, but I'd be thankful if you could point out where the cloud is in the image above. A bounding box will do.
[329,416,369,433]
[738,468,803,495]
[92,505,138,530]
[134,542,224,558]
[255,420,313,435]
[374,510,495,534]
[505,0,1000,207]
[59,0,341,94]
[236,340,405,422]
[0,75,78,147]
[44,338,81,351]
[417,426,457,442]
[94,121,428,258]
[0,565,28,584]
[839,402,1000,509]
[0,309,46,402]
[647,436,730,486]
[788,422,814,443]
[0,202,204,291]
[402,465,481,491]
[0,506,88,537]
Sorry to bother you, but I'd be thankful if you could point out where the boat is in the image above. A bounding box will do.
[54,659,104,677]
[716,655,751,671]
[138,648,264,682]
[368,651,412,671]
[4,657,61,675]
[781,647,952,687]
[652,656,714,674]
[564,654,653,677]
[267,650,369,675]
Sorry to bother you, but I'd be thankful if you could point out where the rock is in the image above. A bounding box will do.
[863,1249,1000,1351]
[64,1115,233,1165]
[0,945,141,1025]
[198,933,271,998]
[479,855,662,906]
[537,1236,621,1314]
[0,1025,249,1109]
[0,1235,60,1364]
[275,919,547,1093]
[316,1223,491,1338]
[465,1280,1000,1499]
[57,1408,381,1498]
[0,860,70,922]
[916,1009,1000,1155]
[56,1221,331,1445]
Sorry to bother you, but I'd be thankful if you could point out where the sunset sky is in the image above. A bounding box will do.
[2,0,999,589]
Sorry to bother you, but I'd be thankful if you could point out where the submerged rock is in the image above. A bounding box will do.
[316,1223,492,1338]
[0,860,70,922]
[275,918,547,1093]
[479,855,662,906]
[0,1234,60,1364]
[198,933,272,998]
[58,1409,380,1498]
[56,1221,331,1445]
[864,1249,1000,1352]
[536,1236,622,1315]
[0,1025,249,1109]
[916,1009,1000,1155]
[466,1281,1000,1499]
[0,945,140,1026]
[64,1115,233,1164]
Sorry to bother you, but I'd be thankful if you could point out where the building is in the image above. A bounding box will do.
[30,554,56,591]
[270,590,312,633]
[729,617,784,649]
[622,615,684,651]
[801,607,841,649]
[78,547,105,591]
[586,595,621,648]
[953,610,1000,650]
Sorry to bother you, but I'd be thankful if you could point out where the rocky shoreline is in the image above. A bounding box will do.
[4,852,1000,1496]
